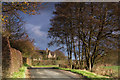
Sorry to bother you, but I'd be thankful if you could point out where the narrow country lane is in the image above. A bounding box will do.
[29,67,88,80]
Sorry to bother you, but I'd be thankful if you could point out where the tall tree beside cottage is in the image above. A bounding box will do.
[48,2,119,71]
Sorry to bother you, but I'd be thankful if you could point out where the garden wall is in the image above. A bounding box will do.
[2,37,23,78]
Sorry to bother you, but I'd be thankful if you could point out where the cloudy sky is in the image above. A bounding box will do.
[22,3,58,51]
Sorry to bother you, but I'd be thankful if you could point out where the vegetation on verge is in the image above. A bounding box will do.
[55,67,110,79]
[97,66,119,78]
[101,66,119,72]
[11,64,30,78]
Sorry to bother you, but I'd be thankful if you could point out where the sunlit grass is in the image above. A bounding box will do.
[11,64,30,78]
[55,67,110,80]
[11,66,26,78]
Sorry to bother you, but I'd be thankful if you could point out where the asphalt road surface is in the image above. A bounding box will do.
[29,67,87,80]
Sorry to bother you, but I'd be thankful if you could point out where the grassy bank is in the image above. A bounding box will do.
[55,67,110,80]
[101,66,119,72]
[100,66,119,78]
[11,64,30,78]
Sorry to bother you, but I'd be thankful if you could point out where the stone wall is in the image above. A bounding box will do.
[2,37,23,78]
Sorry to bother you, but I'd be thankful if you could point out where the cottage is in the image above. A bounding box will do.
[46,48,56,59]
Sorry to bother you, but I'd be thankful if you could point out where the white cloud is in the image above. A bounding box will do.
[25,23,47,37]
[24,23,48,50]
[24,23,63,51]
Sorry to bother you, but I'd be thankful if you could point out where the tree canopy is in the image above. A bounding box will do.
[48,2,119,70]
[2,2,44,57]
[2,2,43,39]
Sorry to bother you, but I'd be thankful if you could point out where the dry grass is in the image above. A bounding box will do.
[92,65,119,78]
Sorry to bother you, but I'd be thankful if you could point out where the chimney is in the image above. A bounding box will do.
[46,48,48,54]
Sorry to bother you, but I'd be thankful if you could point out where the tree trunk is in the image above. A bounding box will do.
[78,40,81,69]
[88,57,94,71]
[81,44,84,69]
[89,58,92,71]
[66,38,70,60]
[69,40,73,69]
[73,40,77,68]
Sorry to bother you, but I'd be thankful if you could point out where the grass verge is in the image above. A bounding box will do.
[11,64,30,78]
[55,67,111,80]
[101,66,119,72]
[99,66,119,78]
